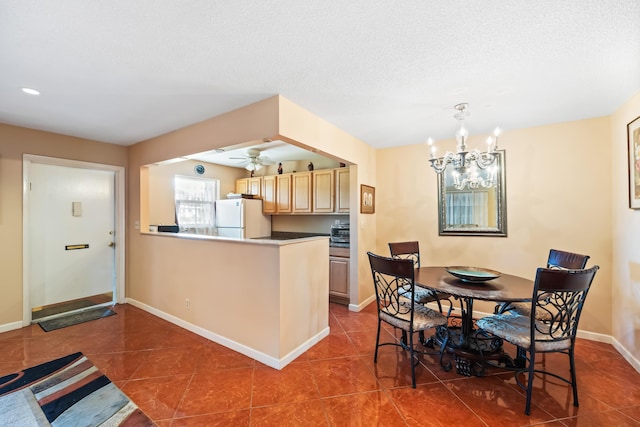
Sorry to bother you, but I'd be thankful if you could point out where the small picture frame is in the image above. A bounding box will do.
[627,115,640,209]
[360,184,375,214]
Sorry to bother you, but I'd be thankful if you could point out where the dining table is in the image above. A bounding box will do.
[414,266,534,376]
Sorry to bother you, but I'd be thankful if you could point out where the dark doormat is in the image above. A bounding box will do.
[38,306,116,332]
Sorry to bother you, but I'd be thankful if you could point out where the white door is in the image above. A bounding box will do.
[28,163,116,309]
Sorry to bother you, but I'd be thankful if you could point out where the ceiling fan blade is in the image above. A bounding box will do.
[258,157,275,165]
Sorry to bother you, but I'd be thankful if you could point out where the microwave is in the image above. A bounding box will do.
[330,223,350,243]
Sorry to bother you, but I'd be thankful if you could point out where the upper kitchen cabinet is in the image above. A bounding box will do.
[292,172,312,213]
[235,178,248,195]
[248,177,262,196]
[335,168,350,213]
[313,169,334,213]
[262,175,277,213]
[242,167,350,215]
[235,177,262,197]
[276,173,293,213]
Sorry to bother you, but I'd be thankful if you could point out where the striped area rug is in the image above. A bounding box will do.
[0,352,154,426]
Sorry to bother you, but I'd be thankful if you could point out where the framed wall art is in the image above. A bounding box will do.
[628,115,640,209]
[360,184,375,214]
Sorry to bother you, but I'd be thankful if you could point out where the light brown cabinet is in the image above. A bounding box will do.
[335,168,350,213]
[236,167,349,215]
[235,178,249,195]
[247,177,262,197]
[313,169,334,213]
[329,246,350,304]
[235,177,262,197]
[262,175,277,213]
[276,174,292,213]
[292,172,312,213]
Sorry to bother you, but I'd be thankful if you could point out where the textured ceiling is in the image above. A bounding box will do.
[1,1,639,149]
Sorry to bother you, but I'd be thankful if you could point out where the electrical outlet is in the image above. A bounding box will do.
[185,298,190,309]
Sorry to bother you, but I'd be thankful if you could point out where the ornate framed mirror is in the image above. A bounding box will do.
[437,150,507,236]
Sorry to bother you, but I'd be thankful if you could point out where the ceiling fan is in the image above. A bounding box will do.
[230,148,275,171]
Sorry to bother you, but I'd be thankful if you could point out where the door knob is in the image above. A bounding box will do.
[108,242,115,247]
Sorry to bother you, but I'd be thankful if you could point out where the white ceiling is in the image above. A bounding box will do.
[182,139,331,168]
[2,1,639,151]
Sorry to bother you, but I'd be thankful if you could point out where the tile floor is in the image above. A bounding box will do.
[1,303,640,426]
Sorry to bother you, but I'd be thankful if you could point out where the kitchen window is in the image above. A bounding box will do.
[174,176,219,228]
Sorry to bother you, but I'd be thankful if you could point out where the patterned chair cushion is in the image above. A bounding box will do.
[380,301,448,331]
[398,285,447,304]
[476,313,571,352]
[508,301,553,321]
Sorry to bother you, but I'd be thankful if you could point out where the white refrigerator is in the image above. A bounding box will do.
[215,199,272,239]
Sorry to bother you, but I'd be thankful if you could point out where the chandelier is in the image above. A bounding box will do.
[427,103,501,190]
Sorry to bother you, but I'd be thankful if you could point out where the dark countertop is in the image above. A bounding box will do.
[254,231,350,248]
[329,242,350,248]
[270,231,329,240]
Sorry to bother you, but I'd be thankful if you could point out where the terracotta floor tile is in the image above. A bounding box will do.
[310,356,380,397]
[329,313,345,334]
[252,362,320,406]
[323,390,407,426]
[346,327,394,355]
[500,371,614,419]
[334,312,379,333]
[88,350,151,381]
[369,352,441,389]
[121,374,192,421]
[171,410,251,426]
[329,303,350,316]
[250,400,328,427]
[388,382,486,427]
[131,347,202,379]
[561,410,640,426]
[305,332,360,360]
[194,343,255,372]
[577,365,640,408]
[174,368,253,417]
[444,374,557,426]
[620,406,640,423]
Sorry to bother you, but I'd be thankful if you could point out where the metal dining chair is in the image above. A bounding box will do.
[496,249,590,317]
[388,241,454,317]
[477,265,599,415]
[367,252,449,388]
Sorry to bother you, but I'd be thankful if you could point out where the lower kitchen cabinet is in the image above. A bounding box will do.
[329,247,349,305]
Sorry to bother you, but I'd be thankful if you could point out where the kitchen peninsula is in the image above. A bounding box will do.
[132,230,329,369]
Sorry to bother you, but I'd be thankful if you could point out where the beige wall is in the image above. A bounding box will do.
[146,159,245,226]
[277,98,378,306]
[127,95,375,336]
[376,116,613,335]
[128,97,281,304]
[0,124,127,326]
[611,91,640,362]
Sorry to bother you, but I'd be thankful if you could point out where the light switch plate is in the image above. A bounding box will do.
[72,201,82,217]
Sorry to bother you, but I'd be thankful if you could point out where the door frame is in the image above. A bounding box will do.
[22,154,126,326]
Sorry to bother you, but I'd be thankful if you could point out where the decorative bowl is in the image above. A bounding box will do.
[445,266,502,282]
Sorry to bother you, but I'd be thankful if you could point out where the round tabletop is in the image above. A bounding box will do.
[415,266,534,302]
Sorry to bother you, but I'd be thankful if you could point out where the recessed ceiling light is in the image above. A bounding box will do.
[22,87,40,95]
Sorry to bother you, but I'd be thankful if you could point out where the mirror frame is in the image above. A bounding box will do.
[437,150,507,237]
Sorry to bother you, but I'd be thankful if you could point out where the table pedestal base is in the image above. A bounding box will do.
[435,316,519,377]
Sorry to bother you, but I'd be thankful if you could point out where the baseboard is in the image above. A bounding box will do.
[279,327,330,367]
[349,294,376,312]
[612,336,640,373]
[125,298,326,370]
[0,321,23,333]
